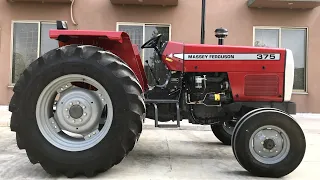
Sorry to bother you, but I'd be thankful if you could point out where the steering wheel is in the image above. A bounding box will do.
[141,34,162,49]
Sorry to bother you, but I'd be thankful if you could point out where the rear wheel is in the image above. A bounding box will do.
[232,109,306,178]
[9,45,145,177]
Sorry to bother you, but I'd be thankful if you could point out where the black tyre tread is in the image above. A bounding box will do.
[16,133,25,150]
[9,44,145,178]
[211,124,232,145]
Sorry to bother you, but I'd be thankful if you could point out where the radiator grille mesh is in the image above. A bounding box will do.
[244,75,279,96]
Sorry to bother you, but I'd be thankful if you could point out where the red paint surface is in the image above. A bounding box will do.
[161,41,184,71]
[50,30,286,102]
[49,30,148,91]
[162,42,286,102]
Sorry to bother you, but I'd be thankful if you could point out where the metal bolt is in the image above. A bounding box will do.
[54,126,57,129]
[82,106,86,109]
[101,98,104,101]
[52,121,54,124]
[99,93,102,96]
[83,113,87,116]
[261,141,264,145]
[88,135,91,138]
[258,151,261,153]
[65,85,68,88]
[67,115,70,118]
[60,88,64,91]
[93,132,96,135]
[65,108,68,111]
[276,151,278,153]
[77,101,80,104]
[73,120,75,123]
[79,118,82,122]
[69,102,73,106]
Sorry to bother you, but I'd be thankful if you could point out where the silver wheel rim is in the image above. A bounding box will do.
[222,120,235,135]
[249,125,290,164]
[36,74,113,152]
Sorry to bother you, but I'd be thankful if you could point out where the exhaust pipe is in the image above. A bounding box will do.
[215,27,228,45]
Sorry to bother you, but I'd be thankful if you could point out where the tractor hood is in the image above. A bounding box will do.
[161,41,295,102]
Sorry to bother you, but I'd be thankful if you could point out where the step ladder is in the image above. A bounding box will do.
[144,99,181,128]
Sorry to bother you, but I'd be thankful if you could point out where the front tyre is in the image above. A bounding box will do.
[210,120,235,145]
[9,45,145,177]
[232,109,306,178]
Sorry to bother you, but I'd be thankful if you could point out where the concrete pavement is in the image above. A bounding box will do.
[0,106,320,179]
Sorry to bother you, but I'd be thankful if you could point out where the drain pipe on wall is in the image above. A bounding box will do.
[200,0,206,44]
[70,0,78,29]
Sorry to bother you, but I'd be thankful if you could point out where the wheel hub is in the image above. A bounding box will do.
[69,105,84,119]
[263,139,276,150]
[249,125,290,164]
[55,87,103,135]
[36,74,114,152]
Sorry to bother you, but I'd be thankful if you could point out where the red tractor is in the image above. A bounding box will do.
[9,21,306,178]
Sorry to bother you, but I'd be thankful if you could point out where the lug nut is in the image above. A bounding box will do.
[67,115,70,118]
[88,135,91,137]
[79,118,82,122]
[93,132,96,135]
[73,120,75,123]
[65,108,68,111]
[54,126,57,129]
[51,121,54,124]
[101,98,104,101]
[99,93,102,96]
[82,106,86,109]
[69,102,73,106]
[77,101,80,104]
[83,113,87,116]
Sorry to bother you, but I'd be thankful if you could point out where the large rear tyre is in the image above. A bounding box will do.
[9,45,145,178]
[232,109,306,178]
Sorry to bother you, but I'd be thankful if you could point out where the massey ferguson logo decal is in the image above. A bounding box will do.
[187,54,234,59]
[172,53,280,61]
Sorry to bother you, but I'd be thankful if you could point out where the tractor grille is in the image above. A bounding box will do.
[244,75,279,96]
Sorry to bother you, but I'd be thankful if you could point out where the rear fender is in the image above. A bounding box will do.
[49,30,148,91]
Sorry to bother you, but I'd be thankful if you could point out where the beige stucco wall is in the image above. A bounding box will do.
[0,0,320,113]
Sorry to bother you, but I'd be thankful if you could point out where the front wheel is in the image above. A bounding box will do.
[210,120,236,145]
[232,109,306,178]
[9,45,145,177]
